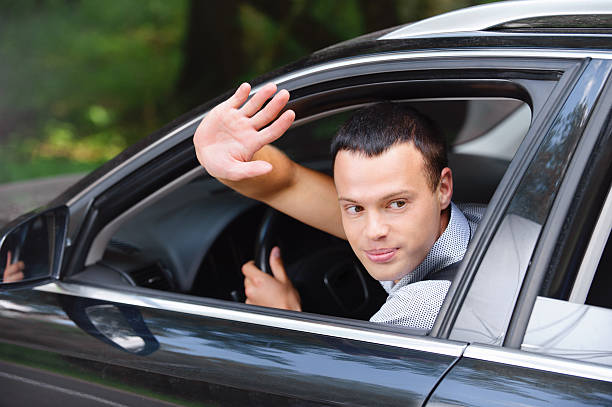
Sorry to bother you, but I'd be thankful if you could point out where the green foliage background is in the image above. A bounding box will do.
[0,0,495,183]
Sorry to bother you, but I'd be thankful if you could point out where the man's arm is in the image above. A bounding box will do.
[193,82,345,239]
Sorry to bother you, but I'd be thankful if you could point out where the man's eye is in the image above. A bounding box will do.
[347,205,363,214]
[389,200,406,209]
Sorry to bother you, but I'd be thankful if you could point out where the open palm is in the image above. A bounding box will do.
[194,82,295,181]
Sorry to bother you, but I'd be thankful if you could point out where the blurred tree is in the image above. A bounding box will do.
[177,0,244,107]
[0,0,497,183]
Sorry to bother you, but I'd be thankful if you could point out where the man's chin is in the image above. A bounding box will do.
[363,261,413,283]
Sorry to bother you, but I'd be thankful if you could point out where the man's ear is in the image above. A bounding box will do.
[437,167,453,210]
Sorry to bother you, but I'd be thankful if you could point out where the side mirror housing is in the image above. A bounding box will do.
[0,206,69,285]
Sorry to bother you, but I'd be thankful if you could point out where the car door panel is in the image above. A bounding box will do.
[426,349,612,407]
[0,286,463,406]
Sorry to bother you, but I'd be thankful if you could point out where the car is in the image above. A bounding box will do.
[1,1,611,405]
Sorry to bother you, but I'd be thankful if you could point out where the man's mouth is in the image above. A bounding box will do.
[364,248,398,263]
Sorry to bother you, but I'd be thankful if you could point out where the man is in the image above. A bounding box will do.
[194,83,480,329]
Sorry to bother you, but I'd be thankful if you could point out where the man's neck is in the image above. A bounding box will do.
[438,205,451,239]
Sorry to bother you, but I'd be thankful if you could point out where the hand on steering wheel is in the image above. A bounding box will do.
[236,207,301,310]
[241,247,301,311]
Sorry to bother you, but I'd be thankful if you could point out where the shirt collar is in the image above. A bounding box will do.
[381,202,471,294]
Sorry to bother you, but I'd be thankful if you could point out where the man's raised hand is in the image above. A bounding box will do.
[194,82,295,181]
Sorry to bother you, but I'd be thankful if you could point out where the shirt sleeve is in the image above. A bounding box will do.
[369,280,451,330]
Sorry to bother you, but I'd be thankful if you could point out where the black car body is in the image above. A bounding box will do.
[1,1,611,405]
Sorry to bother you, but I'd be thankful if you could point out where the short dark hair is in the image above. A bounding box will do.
[331,102,448,191]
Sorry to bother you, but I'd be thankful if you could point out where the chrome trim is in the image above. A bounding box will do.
[85,166,206,266]
[34,281,466,357]
[464,343,612,383]
[66,48,608,209]
[379,0,612,40]
[569,184,612,304]
[267,49,611,88]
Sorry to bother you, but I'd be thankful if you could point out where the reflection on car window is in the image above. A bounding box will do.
[522,184,612,366]
[451,66,605,346]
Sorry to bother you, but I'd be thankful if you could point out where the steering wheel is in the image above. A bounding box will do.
[254,207,280,275]
[231,207,279,302]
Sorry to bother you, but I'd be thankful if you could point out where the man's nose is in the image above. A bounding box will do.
[365,212,389,240]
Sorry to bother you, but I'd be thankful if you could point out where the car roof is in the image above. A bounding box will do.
[380,0,612,39]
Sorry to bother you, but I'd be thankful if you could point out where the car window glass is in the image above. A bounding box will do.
[521,184,612,366]
[450,64,607,345]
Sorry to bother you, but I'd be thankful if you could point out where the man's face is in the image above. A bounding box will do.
[334,142,451,282]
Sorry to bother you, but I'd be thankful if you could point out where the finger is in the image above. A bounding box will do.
[225,160,273,182]
[251,89,291,130]
[240,83,277,117]
[244,281,254,299]
[258,110,295,147]
[241,260,265,279]
[241,260,255,276]
[4,266,23,283]
[227,83,251,109]
[6,251,12,268]
[269,246,288,283]
[6,267,21,278]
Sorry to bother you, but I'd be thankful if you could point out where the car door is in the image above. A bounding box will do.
[427,59,612,406]
[0,51,599,406]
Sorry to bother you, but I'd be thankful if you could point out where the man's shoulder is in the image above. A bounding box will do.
[455,202,486,221]
[370,279,451,328]
[455,202,485,232]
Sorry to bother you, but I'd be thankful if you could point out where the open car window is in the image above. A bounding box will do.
[72,95,532,330]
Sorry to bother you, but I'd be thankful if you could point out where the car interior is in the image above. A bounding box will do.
[70,96,532,323]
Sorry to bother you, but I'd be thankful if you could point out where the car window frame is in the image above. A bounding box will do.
[501,60,612,348]
[58,52,592,346]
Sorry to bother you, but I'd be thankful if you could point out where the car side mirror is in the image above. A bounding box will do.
[0,206,68,285]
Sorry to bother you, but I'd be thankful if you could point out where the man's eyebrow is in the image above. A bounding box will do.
[381,190,415,201]
[338,190,415,203]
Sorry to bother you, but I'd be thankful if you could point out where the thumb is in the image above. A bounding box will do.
[6,251,11,269]
[269,246,288,283]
